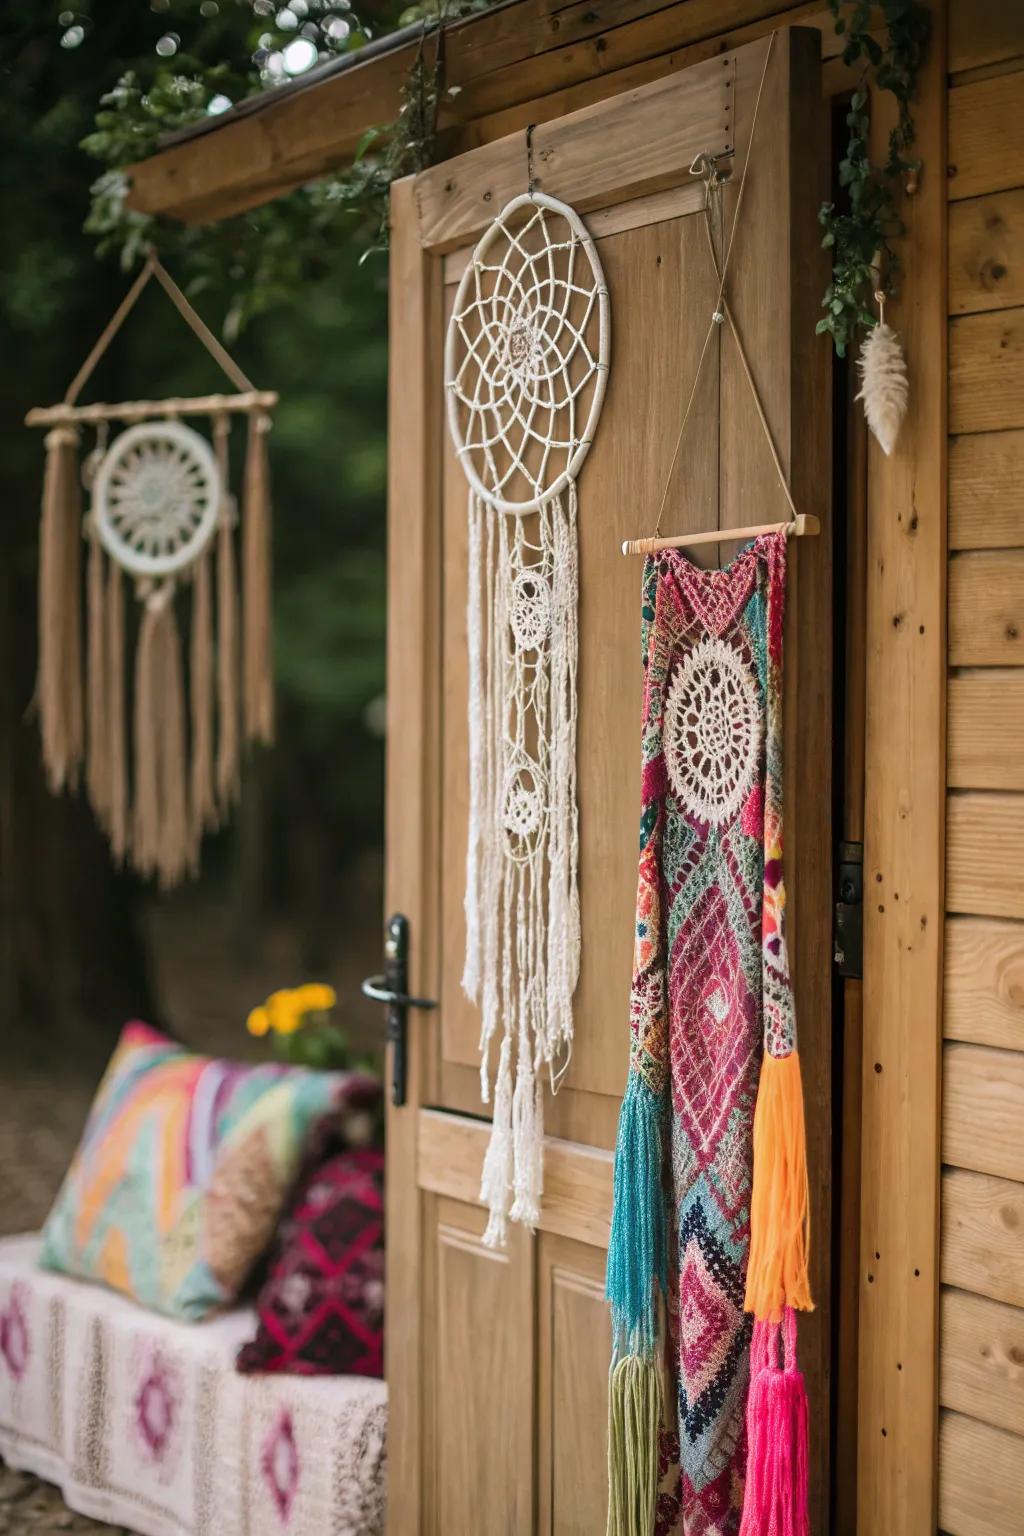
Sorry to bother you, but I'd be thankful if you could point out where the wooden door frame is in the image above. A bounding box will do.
[385,27,832,1530]
[857,1,948,1531]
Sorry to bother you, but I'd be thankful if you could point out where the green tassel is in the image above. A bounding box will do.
[607,1353,662,1536]
[606,1071,667,1353]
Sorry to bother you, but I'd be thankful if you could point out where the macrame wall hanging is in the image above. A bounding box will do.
[444,190,610,1247]
[27,253,275,888]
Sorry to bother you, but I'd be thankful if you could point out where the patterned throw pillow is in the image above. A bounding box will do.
[236,1147,384,1377]
[39,1021,380,1321]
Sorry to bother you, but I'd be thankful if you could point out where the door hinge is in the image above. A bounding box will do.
[834,840,863,980]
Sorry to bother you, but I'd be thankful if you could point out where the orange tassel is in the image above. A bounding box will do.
[744,1050,813,1321]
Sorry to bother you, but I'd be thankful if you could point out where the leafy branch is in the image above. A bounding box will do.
[817,0,931,357]
[79,0,490,336]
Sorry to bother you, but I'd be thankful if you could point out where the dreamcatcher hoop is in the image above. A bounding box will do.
[444,190,612,1247]
[444,191,610,515]
[93,420,221,579]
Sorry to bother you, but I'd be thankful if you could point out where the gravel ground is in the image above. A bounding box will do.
[0,1464,125,1535]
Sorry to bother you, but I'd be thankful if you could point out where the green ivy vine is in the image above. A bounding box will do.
[817,0,932,357]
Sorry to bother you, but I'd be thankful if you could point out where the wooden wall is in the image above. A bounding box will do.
[939,8,1024,1534]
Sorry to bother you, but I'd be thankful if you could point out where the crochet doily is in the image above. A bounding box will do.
[664,637,762,826]
[92,420,221,578]
[444,191,610,514]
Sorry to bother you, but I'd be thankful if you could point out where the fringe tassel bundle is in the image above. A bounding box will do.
[463,483,581,1248]
[739,1309,810,1536]
[34,409,274,888]
[38,427,84,794]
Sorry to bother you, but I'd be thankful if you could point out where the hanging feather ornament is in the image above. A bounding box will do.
[27,253,277,888]
[856,289,908,455]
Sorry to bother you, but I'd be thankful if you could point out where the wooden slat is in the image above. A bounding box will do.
[948,672,1024,789]
[949,308,1024,436]
[949,189,1024,316]
[945,915,1024,1049]
[948,70,1024,203]
[948,553,1024,667]
[949,0,1024,76]
[943,1040,1024,1182]
[940,1286,1024,1435]
[413,48,732,249]
[943,1166,1024,1309]
[858,12,946,1528]
[939,1410,1024,1536]
[949,430,1024,550]
[384,174,444,1530]
[947,793,1024,919]
[417,1110,612,1247]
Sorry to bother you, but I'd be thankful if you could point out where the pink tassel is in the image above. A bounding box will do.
[740,1308,809,1536]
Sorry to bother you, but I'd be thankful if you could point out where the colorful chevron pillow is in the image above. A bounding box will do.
[39,1021,380,1321]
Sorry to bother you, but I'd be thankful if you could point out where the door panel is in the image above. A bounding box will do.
[386,27,831,1533]
[537,1234,612,1536]
[427,1197,534,1533]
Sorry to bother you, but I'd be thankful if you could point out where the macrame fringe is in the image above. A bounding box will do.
[467,484,581,1245]
[480,1035,514,1249]
[106,564,128,865]
[37,426,83,793]
[606,1072,667,1354]
[190,549,217,858]
[214,422,240,814]
[132,591,190,890]
[744,1049,813,1320]
[85,525,109,825]
[606,1353,662,1536]
[242,411,274,746]
[739,1309,810,1536]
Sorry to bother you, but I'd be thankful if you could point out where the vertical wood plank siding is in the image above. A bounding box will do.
[940,5,1024,1529]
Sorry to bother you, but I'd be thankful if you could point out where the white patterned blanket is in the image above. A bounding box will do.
[0,1235,386,1536]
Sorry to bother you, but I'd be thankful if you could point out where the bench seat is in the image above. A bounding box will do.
[0,1234,386,1536]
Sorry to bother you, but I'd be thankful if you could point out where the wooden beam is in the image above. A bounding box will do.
[944,916,1024,1050]
[942,1165,1024,1308]
[943,1039,1024,1183]
[857,3,946,1529]
[123,0,849,224]
[940,1286,1024,1436]
[939,1411,1024,1536]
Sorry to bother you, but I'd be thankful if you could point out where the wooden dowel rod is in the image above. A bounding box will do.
[25,390,278,428]
[621,513,820,557]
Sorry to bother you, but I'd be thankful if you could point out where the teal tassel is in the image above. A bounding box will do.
[606,1071,667,1354]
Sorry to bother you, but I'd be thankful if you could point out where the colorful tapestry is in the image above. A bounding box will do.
[237,1147,384,1379]
[40,1022,380,1322]
[0,1233,386,1536]
[606,532,812,1536]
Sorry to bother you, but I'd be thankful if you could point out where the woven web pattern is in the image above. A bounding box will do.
[445,193,609,513]
[94,420,220,578]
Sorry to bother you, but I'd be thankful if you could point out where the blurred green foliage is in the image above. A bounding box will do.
[0,7,393,970]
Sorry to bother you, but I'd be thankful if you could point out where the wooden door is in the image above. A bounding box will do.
[385,28,832,1533]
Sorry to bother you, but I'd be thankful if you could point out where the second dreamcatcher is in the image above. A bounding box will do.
[28,253,275,888]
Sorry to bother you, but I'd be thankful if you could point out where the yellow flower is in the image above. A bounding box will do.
[246,1006,270,1038]
[297,982,336,1013]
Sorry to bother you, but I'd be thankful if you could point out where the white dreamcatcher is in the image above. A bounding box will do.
[445,190,610,1246]
[28,253,276,889]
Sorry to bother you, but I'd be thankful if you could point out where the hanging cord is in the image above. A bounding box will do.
[62,250,255,408]
[651,31,797,538]
[698,187,800,526]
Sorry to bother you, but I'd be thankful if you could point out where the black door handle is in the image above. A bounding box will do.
[361,913,436,1106]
